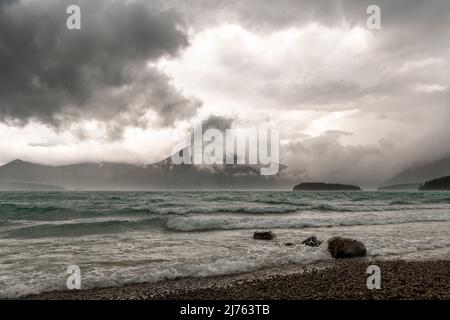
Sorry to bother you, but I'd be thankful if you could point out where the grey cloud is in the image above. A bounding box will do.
[143,1,450,180]
[282,132,386,184]
[324,130,353,137]
[201,115,234,132]
[187,115,234,145]
[180,0,450,43]
[177,0,450,106]
[257,81,364,109]
[165,0,354,30]
[1,0,449,184]
[0,0,200,137]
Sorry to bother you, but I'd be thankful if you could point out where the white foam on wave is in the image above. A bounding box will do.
[166,209,450,231]
[2,220,450,298]
[0,239,331,298]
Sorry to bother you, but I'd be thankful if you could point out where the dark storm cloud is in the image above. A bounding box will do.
[0,0,200,135]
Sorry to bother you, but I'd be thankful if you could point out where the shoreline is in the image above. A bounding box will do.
[26,259,450,300]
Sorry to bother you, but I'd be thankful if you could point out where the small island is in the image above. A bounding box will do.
[419,175,450,191]
[293,182,361,191]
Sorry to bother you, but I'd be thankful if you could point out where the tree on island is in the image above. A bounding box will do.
[419,175,450,191]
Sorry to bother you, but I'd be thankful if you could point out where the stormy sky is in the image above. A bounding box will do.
[0,0,449,184]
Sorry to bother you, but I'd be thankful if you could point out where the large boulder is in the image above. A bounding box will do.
[253,231,275,240]
[301,236,322,247]
[327,237,366,258]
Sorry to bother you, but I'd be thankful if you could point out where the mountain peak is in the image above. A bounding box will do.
[1,159,43,168]
[7,159,28,165]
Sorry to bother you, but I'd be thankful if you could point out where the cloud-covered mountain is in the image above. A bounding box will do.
[0,157,290,190]
[383,155,450,186]
[1,0,450,185]
[0,159,137,189]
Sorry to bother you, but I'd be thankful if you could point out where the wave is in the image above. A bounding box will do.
[422,197,450,204]
[0,204,77,221]
[0,245,332,298]
[312,204,352,212]
[5,208,450,238]
[165,214,450,232]
[0,203,66,214]
[159,205,300,215]
[0,217,165,239]
[0,203,158,221]
[389,201,414,205]
[2,200,449,224]
[250,198,310,206]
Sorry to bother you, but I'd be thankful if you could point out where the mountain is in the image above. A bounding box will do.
[0,159,139,190]
[293,182,361,191]
[117,150,290,189]
[419,175,450,191]
[0,180,64,191]
[0,156,290,190]
[383,156,450,186]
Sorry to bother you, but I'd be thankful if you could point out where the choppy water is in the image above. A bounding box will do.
[1,191,449,298]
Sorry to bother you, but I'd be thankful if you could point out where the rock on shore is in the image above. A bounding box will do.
[327,237,366,258]
[253,231,275,240]
[302,236,322,247]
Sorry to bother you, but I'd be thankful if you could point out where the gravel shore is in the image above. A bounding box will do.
[27,260,450,300]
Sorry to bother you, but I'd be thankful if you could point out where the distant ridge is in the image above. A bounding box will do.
[384,156,450,186]
[0,159,138,189]
[0,156,291,190]
[0,180,64,191]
